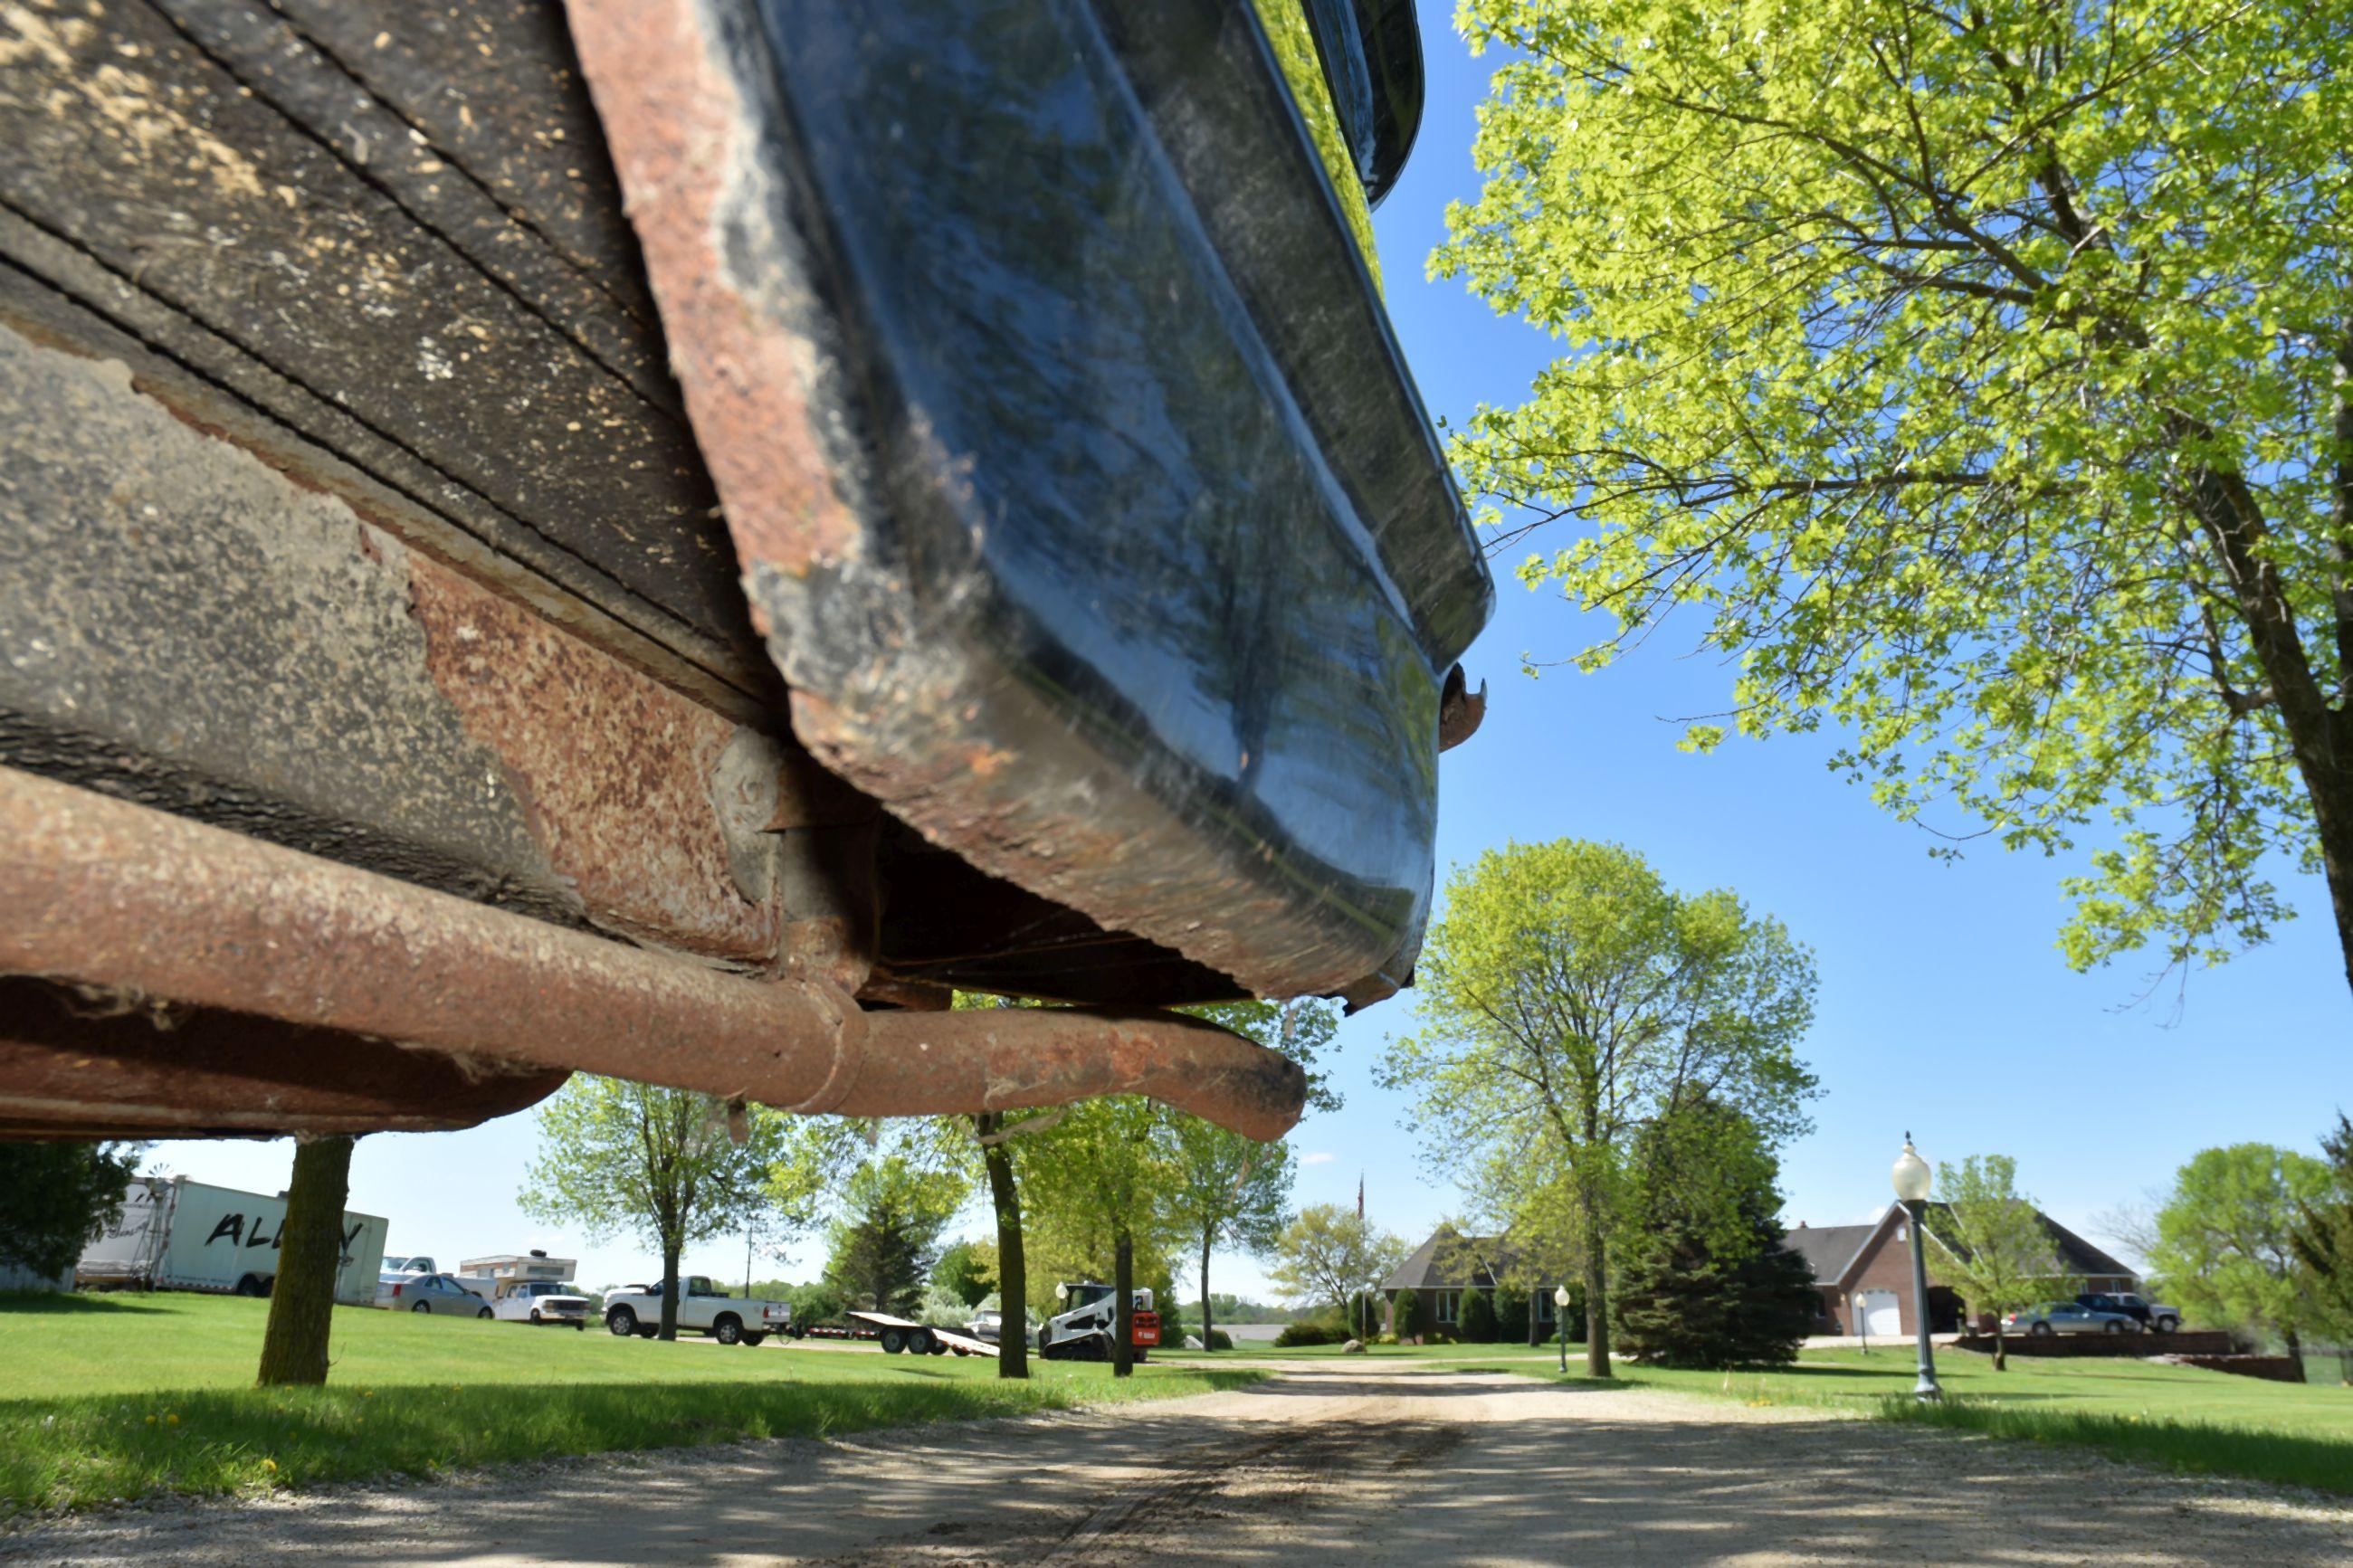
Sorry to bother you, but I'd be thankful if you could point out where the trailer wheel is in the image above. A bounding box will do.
[908,1328,935,1355]
[714,1315,743,1345]
[880,1327,906,1354]
[952,1345,969,1356]
[606,1307,639,1336]
[927,1337,948,1355]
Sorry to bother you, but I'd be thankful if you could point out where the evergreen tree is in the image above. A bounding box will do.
[1492,1283,1530,1344]
[2290,1114,2353,1378]
[0,1141,140,1278]
[1393,1288,1426,1342]
[1614,1104,1815,1367]
[823,1156,961,1316]
[1460,1287,1498,1343]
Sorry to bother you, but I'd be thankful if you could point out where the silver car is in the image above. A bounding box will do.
[2005,1301,2135,1336]
[378,1271,491,1316]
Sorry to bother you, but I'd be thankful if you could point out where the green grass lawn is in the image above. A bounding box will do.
[1434,1345,2353,1496]
[0,1293,1266,1517]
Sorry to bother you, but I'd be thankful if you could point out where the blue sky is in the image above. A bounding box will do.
[142,11,2348,1303]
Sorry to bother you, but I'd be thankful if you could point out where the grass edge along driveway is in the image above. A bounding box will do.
[0,1293,1266,1518]
[1425,1346,2353,1498]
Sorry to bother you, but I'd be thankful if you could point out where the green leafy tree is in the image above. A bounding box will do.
[520,1079,805,1340]
[1615,1103,1817,1368]
[2290,1114,2353,1379]
[2152,1143,2332,1375]
[0,1140,140,1279]
[1493,1282,1530,1344]
[1924,1155,2071,1371]
[1267,1203,1409,1320]
[1019,1096,1177,1377]
[823,1155,964,1316]
[934,1239,996,1309]
[1165,999,1331,1353]
[1379,840,1818,1375]
[1439,0,2353,997]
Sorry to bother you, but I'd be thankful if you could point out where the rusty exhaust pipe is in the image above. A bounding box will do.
[0,768,1304,1141]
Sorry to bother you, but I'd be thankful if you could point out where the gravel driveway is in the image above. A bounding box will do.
[5,1366,2348,1564]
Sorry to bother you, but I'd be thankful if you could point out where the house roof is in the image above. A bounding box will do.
[1382,1230,1509,1292]
[1780,1222,1882,1286]
[1783,1206,2139,1288]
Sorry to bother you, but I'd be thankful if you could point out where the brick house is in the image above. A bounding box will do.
[1379,1228,1566,1338]
[1786,1205,2138,1338]
[1386,1208,2138,1342]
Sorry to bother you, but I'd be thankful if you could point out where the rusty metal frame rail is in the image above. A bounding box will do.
[0,768,1303,1141]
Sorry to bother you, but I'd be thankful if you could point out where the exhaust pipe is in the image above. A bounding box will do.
[0,768,1304,1142]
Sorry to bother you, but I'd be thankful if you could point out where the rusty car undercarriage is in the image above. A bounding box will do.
[0,0,1490,1145]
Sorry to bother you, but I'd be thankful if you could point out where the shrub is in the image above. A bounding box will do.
[1273,1320,1344,1348]
[1393,1290,1427,1342]
[1460,1289,1497,1343]
[1493,1284,1530,1342]
[1205,1328,1233,1351]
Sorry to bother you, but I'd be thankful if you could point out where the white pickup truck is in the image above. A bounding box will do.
[602,1276,791,1346]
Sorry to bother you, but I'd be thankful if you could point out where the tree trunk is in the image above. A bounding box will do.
[2284,1326,2309,1383]
[1993,1322,2007,1372]
[976,1113,1028,1380]
[659,1240,681,1341]
[1582,1202,1612,1378]
[256,1135,354,1387]
[1200,1227,1215,1352]
[1112,1227,1134,1379]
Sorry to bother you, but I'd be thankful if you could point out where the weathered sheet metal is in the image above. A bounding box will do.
[567,0,1493,1004]
[0,323,783,965]
[0,769,1306,1141]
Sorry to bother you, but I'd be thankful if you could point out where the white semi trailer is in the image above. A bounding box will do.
[77,1176,388,1304]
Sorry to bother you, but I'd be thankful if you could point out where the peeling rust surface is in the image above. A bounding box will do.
[405,551,779,961]
[562,0,860,597]
[0,979,566,1139]
[0,769,1303,1139]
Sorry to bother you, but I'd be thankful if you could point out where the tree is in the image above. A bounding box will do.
[1459,1288,1498,1343]
[1438,0,2353,999]
[1378,840,1818,1375]
[2151,1143,2331,1375]
[1615,1105,1816,1368]
[1924,1155,2069,1371]
[1164,1000,1329,1354]
[1393,1287,1427,1342]
[1020,1096,1176,1377]
[823,1155,963,1316]
[2290,1114,2353,1380]
[934,1239,996,1309]
[257,1136,354,1387]
[0,1140,139,1278]
[1267,1203,1409,1321]
[520,1078,804,1341]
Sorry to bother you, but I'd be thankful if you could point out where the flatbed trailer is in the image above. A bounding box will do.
[847,1311,997,1359]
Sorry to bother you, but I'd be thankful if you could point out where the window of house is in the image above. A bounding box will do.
[1435,1291,1458,1325]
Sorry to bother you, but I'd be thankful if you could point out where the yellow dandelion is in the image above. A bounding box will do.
[144,1414,156,1425]
[166,1413,179,1426]
[261,1459,277,1472]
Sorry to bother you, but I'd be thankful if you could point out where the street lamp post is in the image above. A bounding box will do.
[1891,1134,1944,1402]
[1554,1284,1571,1373]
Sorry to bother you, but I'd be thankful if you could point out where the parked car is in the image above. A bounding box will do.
[494,1279,590,1330]
[604,1277,791,1345]
[2006,1301,2136,1336]
[2075,1292,2181,1333]
[378,1272,491,1316]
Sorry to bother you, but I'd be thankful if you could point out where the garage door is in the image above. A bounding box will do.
[1856,1290,1902,1337]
